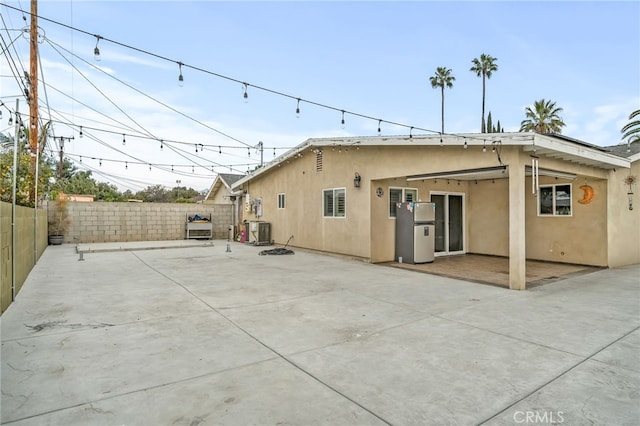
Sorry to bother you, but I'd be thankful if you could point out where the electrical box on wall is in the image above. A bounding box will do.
[253,198,262,217]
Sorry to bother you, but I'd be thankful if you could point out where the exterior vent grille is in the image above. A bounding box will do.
[316,150,323,172]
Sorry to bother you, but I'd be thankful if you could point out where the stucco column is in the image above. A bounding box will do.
[508,157,526,290]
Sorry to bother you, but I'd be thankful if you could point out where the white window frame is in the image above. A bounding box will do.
[538,184,572,217]
[323,188,346,218]
[389,187,418,218]
[277,193,286,209]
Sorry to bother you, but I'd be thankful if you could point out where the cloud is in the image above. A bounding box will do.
[565,97,639,146]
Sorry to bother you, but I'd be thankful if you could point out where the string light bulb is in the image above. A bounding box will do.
[482,140,486,152]
[93,35,102,61]
[8,113,13,126]
[296,98,301,118]
[378,120,382,136]
[177,62,184,87]
[341,110,345,129]
[464,139,468,149]
[79,126,83,138]
[79,156,82,163]
[125,162,128,170]
[409,127,413,139]
[160,140,164,150]
[122,134,126,146]
[99,159,102,166]
[243,83,248,103]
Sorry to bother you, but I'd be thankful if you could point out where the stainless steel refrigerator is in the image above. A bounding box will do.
[395,202,436,264]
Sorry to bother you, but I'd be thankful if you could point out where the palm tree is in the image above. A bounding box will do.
[519,99,566,134]
[621,109,640,144]
[470,53,498,133]
[429,67,455,135]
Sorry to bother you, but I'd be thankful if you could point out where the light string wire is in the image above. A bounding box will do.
[44,36,255,148]
[1,2,494,144]
[55,123,253,177]
[1,14,263,179]
[17,105,263,176]
[38,35,287,172]
[5,36,268,176]
[44,36,160,143]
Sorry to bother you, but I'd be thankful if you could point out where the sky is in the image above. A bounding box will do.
[1,0,639,193]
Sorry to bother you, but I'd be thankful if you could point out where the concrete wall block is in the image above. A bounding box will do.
[60,202,231,243]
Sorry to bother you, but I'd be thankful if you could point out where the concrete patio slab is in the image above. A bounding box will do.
[1,240,638,425]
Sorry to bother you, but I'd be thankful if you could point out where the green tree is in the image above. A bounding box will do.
[486,112,503,133]
[0,131,55,207]
[135,184,170,203]
[470,53,498,133]
[169,185,199,202]
[621,109,640,144]
[429,66,455,135]
[57,170,124,201]
[519,99,566,134]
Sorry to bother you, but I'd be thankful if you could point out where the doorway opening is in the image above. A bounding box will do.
[430,192,465,256]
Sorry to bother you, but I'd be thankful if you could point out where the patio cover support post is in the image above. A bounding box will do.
[508,158,527,290]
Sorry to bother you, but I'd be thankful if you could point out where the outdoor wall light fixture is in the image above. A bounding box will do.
[354,172,361,188]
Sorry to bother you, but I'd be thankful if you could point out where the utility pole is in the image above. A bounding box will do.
[29,0,38,167]
[53,136,74,179]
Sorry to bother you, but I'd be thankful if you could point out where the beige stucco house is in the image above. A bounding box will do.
[232,133,639,290]
[204,173,245,229]
[204,173,245,204]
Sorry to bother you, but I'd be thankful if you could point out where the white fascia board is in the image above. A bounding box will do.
[231,139,314,190]
[628,152,640,163]
[532,134,630,169]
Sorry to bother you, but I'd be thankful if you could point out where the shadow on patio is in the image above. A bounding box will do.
[383,254,603,288]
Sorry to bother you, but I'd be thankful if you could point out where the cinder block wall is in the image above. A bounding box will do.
[47,202,233,244]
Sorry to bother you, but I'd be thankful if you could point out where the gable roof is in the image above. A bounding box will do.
[232,133,632,189]
[205,173,245,201]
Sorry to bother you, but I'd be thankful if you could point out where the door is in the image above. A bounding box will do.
[431,193,465,255]
[413,224,435,263]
